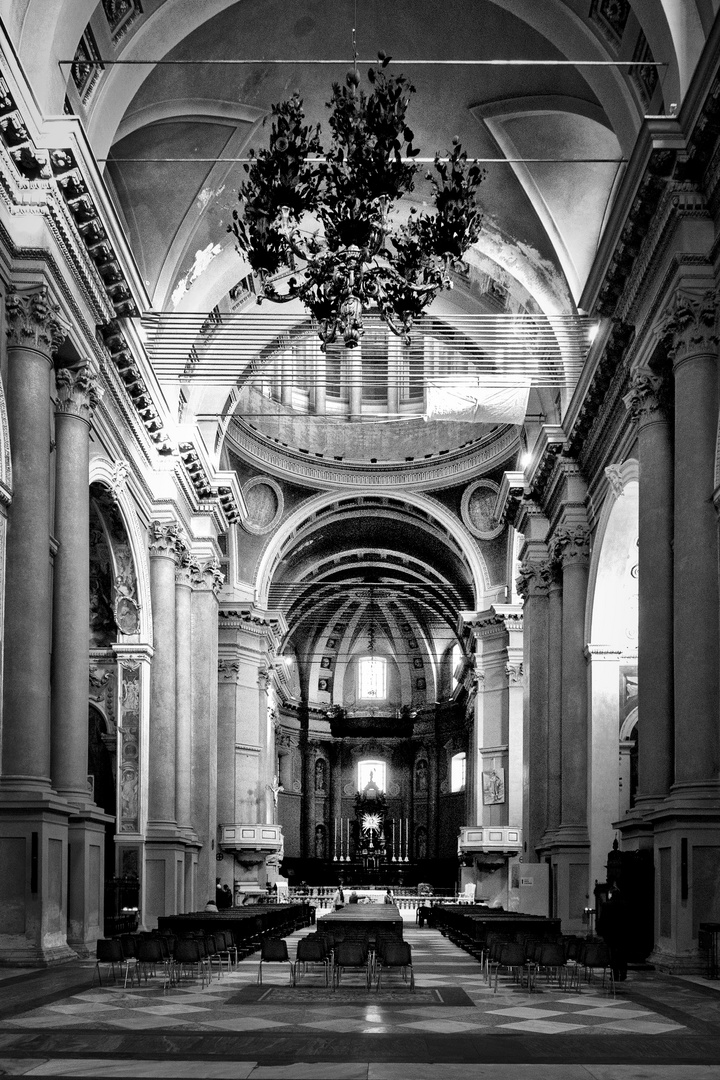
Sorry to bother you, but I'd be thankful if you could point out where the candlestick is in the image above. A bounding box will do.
[392,819,397,862]
[405,817,410,861]
[333,817,337,861]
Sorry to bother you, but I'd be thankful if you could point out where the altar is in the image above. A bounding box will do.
[318,902,404,939]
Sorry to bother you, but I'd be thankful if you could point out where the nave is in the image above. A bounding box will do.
[0,921,717,1077]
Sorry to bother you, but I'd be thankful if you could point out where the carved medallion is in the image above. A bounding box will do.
[461,479,504,540]
[241,475,284,535]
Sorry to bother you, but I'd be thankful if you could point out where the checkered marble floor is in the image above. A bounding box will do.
[0,926,717,1077]
[0,927,685,1037]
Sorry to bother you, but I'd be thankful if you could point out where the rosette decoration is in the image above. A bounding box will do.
[229,56,485,349]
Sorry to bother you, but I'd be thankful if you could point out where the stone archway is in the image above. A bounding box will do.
[585,464,639,889]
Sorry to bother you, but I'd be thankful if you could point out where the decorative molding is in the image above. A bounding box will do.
[227,421,520,491]
[604,464,626,497]
[5,285,66,356]
[108,459,129,503]
[102,0,144,44]
[516,559,552,600]
[657,288,719,365]
[174,547,198,588]
[505,662,524,685]
[54,365,103,423]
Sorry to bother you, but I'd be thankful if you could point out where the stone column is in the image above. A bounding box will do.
[144,520,185,926]
[147,521,181,831]
[217,654,240,903]
[51,366,102,801]
[427,740,439,861]
[330,740,342,863]
[548,524,590,934]
[175,550,197,856]
[0,285,77,965]
[517,560,550,857]
[2,286,64,785]
[586,645,623,889]
[624,367,674,801]
[544,565,563,848]
[664,290,719,784]
[191,559,222,907]
[302,737,316,861]
[52,365,110,953]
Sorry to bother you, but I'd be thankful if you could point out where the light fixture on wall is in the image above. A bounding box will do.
[229,55,485,350]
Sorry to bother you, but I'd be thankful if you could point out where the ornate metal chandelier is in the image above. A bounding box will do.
[229,57,485,350]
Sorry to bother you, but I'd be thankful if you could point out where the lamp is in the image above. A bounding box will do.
[229,57,485,350]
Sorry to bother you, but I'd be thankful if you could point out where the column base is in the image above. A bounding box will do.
[67,809,114,957]
[143,837,192,926]
[0,789,76,967]
[542,831,590,935]
[647,782,720,973]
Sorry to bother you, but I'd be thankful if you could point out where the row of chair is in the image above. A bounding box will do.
[445,923,616,996]
[94,928,238,990]
[258,933,414,992]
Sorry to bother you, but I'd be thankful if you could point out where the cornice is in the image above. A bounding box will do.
[494,470,525,526]
[564,320,635,464]
[226,421,520,491]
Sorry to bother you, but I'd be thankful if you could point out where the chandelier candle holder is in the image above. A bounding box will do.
[230,56,485,350]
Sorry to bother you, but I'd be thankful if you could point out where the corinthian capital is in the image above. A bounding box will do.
[148,519,182,558]
[549,524,590,567]
[174,546,199,587]
[192,557,224,594]
[516,560,550,600]
[623,367,668,424]
[5,285,66,356]
[55,366,103,423]
[658,288,718,364]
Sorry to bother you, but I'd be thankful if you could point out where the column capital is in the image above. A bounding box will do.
[174,546,199,587]
[505,661,524,686]
[54,365,103,424]
[148,519,183,559]
[549,524,590,568]
[516,558,555,599]
[192,556,224,594]
[218,658,241,683]
[658,287,718,366]
[5,284,66,357]
[623,367,669,425]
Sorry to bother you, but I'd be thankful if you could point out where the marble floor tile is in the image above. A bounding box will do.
[302,1019,381,1032]
[570,1008,655,1019]
[593,1019,685,1033]
[399,1019,484,1032]
[499,1019,586,1033]
[583,1068,720,1079]
[17,1060,257,1078]
[249,1065,369,1079]
[368,1068,592,1080]
[487,1006,566,1018]
[202,1017,289,1031]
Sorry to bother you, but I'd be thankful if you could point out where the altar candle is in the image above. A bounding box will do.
[392,819,396,860]
[406,817,409,859]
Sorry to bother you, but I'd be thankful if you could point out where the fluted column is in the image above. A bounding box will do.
[517,558,551,857]
[175,549,196,839]
[2,286,65,785]
[551,525,590,838]
[624,367,674,800]
[663,290,719,784]
[51,366,102,801]
[147,520,181,829]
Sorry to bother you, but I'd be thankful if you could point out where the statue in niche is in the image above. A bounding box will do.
[415,758,428,793]
[315,824,326,859]
[416,827,427,860]
[315,757,327,792]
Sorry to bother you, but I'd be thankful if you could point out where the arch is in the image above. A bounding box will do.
[255,489,492,611]
[585,459,639,645]
[88,456,153,643]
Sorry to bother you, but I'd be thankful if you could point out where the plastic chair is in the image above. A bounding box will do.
[333,940,370,990]
[174,938,209,988]
[258,938,294,985]
[294,936,329,985]
[536,942,568,989]
[376,941,414,992]
[493,941,526,993]
[582,941,615,996]
[137,938,172,989]
[93,939,135,987]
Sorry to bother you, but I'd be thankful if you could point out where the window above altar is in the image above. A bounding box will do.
[358,759,386,793]
[358,655,387,700]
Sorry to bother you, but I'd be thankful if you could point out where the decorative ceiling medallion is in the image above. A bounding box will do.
[241,476,284,535]
[461,479,504,540]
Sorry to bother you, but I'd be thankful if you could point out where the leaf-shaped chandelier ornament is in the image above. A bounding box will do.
[229,56,485,350]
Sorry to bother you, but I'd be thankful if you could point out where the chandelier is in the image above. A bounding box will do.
[229,56,485,350]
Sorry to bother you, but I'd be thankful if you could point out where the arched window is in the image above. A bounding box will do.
[451,751,466,792]
[358,760,386,792]
[451,642,462,687]
[359,655,386,699]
